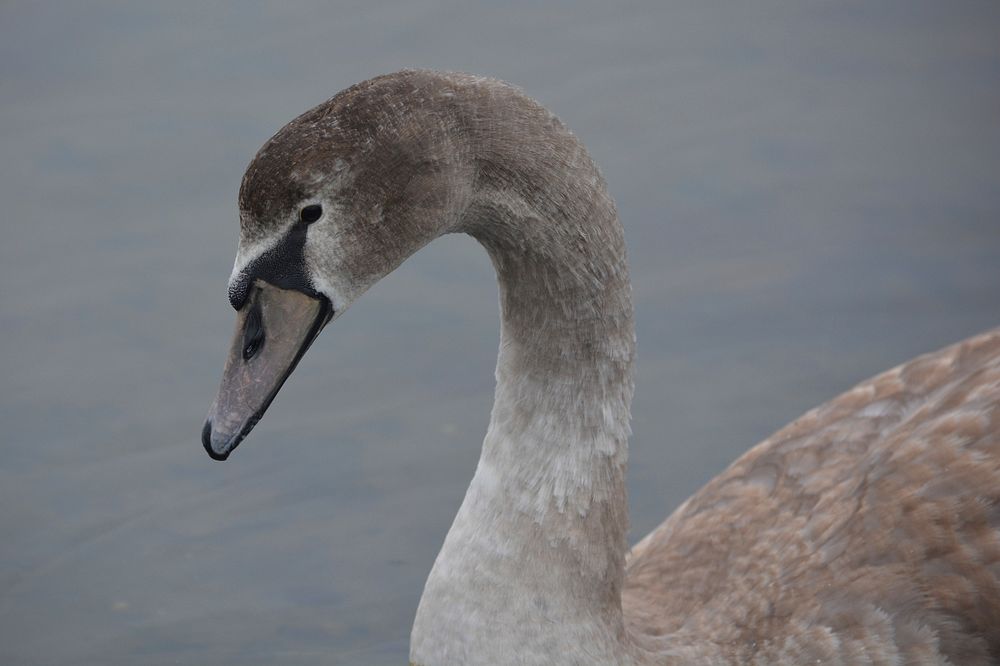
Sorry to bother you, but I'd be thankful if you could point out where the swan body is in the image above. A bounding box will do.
[203,70,1000,665]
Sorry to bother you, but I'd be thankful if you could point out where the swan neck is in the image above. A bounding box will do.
[412,113,637,662]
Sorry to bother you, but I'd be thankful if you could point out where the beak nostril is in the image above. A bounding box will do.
[243,337,262,360]
[242,302,265,361]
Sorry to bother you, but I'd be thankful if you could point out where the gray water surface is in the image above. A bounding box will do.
[2,2,999,664]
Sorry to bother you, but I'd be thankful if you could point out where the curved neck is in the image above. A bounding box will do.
[411,114,637,664]
[475,182,635,557]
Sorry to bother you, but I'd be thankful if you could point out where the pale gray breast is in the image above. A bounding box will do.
[624,329,1000,664]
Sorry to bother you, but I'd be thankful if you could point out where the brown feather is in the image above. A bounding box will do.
[625,329,1000,664]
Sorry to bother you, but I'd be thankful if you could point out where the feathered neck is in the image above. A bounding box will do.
[410,90,637,664]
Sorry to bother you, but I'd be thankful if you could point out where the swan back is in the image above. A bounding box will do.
[625,329,1000,664]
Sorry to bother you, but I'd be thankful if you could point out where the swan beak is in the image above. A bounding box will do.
[202,280,333,460]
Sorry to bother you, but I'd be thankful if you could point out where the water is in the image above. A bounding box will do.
[2,2,998,663]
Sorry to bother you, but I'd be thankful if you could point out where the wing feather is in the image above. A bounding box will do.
[625,329,1000,664]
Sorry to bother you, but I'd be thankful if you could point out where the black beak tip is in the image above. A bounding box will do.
[202,419,232,461]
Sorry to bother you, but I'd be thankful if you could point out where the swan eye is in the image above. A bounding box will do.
[300,204,322,224]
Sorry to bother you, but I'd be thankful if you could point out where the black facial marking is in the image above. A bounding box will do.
[228,215,322,310]
[300,204,322,224]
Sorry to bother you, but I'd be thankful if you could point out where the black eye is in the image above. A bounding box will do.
[300,204,322,224]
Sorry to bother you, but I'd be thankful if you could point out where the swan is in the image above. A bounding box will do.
[202,70,1000,665]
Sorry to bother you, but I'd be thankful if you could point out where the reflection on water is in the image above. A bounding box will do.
[2,2,999,663]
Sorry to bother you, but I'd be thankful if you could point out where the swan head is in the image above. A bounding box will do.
[202,71,473,460]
